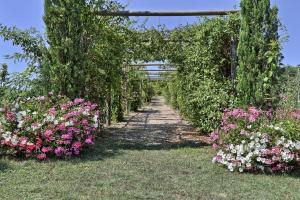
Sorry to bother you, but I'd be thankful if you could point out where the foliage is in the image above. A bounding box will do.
[162,15,240,133]
[211,107,300,173]
[277,65,300,110]
[0,94,99,159]
[0,0,155,125]
[237,0,281,108]
[0,64,9,103]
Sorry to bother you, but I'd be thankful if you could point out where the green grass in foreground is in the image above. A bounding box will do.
[0,138,300,200]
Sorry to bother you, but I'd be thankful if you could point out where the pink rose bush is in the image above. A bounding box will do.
[0,93,100,159]
[211,107,300,173]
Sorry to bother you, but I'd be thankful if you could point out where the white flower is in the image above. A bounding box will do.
[228,164,234,172]
[54,120,59,125]
[295,142,300,150]
[256,157,262,162]
[65,121,74,127]
[45,115,55,122]
[2,132,12,139]
[246,163,251,168]
[231,149,237,154]
[17,121,24,128]
[20,111,27,116]
[14,103,20,109]
[93,115,99,122]
[11,135,18,145]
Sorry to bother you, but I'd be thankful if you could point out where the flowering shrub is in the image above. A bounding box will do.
[0,93,100,159]
[211,107,300,173]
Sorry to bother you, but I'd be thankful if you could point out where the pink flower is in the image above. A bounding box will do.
[68,127,80,133]
[74,98,85,104]
[81,119,89,126]
[72,141,82,149]
[58,123,66,131]
[61,133,72,140]
[31,123,41,130]
[264,159,273,165]
[240,129,249,136]
[37,153,47,160]
[248,115,257,122]
[57,140,64,145]
[6,112,16,122]
[212,143,218,150]
[26,143,36,152]
[214,155,222,162]
[210,131,219,142]
[65,149,72,156]
[38,96,46,101]
[85,137,94,145]
[91,104,98,110]
[248,107,260,116]
[54,147,65,156]
[228,124,237,129]
[271,146,281,155]
[48,107,56,116]
[73,148,80,155]
[60,104,69,110]
[44,130,53,138]
[41,147,53,153]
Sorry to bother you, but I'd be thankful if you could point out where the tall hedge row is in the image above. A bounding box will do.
[163,16,240,133]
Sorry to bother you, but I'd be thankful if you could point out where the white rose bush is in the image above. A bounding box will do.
[211,107,300,173]
[0,93,100,160]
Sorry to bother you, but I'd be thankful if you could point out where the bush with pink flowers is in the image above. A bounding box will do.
[211,107,300,173]
[0,93,100,159]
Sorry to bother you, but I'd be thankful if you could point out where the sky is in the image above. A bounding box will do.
[0,0,299,73]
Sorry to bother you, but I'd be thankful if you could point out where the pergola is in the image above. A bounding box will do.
[96,9,239,124]
[96,9,239,81]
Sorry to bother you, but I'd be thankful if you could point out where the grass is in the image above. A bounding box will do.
[0,138,300,200]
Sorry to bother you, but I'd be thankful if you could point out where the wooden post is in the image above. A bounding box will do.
[94,10,239,17]
[297,68,300,108]
[230,37,237,95]
[125,65,129,115]
[106,84,112,126]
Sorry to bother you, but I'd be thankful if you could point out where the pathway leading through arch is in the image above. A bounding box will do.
[105,96,209,149]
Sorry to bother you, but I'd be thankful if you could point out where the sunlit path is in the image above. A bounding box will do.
[105,96,207,149]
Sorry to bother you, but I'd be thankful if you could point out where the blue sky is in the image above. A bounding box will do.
[0,0,299,72]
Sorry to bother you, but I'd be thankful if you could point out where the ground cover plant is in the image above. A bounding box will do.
[0,93,99,159]
[211,106,300,173]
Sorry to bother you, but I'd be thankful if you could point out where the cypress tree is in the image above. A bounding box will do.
[237,0,280,108]
[43,0,91,98]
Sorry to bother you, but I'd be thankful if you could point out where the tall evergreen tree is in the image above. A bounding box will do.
[44,0,92,98]
[237,0,280,107]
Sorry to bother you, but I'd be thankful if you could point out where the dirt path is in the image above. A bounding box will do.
[105,96,209,148]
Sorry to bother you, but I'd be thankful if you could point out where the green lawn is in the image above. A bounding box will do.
[0,138,300,200]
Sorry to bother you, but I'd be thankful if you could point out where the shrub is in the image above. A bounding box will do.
[0,93,100,159]
[211,107,300,173]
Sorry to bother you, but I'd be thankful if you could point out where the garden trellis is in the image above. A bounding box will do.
[93,9,240,126]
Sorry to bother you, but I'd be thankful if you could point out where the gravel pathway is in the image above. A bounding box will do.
[104,96,209,148]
